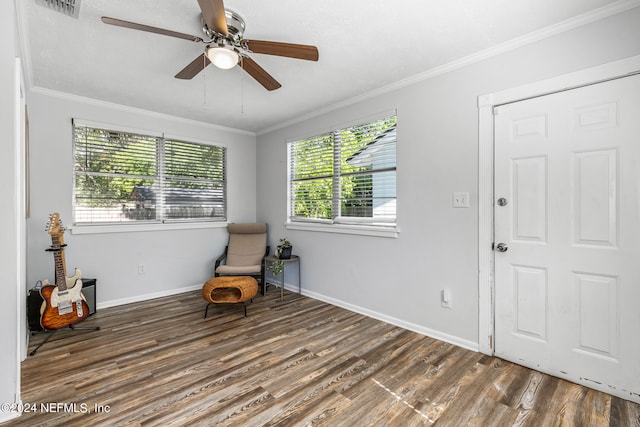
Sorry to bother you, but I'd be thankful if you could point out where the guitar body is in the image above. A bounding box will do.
[40,278,89,330]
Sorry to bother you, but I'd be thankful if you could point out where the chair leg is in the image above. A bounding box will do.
[204,303,212,319]
[243,302,248,317]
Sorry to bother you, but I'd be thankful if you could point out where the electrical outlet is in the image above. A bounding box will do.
[138,264,145,274]
[441,289,452,308]
[453,192,470,208]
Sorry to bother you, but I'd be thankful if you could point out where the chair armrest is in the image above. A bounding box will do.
[259,246,271,272]
[259,246,270,294]
[214,246,229,276]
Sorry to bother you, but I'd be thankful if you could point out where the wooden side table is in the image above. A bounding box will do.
[264,255,301,302]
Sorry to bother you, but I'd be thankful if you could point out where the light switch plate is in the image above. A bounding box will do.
[441,289,452,308]
[453,192,470,208]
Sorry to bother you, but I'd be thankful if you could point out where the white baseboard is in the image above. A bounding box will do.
[301,288,479,353]
[0,410,21,424]
[96,282,479,353]
[96,284,202,310]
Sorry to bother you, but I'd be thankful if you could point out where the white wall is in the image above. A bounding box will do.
[256,8,640,349]
[26,91,257,307]
[0,1,21,422]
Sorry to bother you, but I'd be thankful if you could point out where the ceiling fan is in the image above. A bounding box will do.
[101,0,319,91]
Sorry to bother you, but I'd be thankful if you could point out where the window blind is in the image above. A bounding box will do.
[162,138,226,220]
[289,132,334,221]
[288,115,397,226]
[73,123,226,224]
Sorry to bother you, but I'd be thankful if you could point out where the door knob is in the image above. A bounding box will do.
[496,243,508,252]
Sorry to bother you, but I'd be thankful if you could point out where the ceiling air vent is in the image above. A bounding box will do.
[35,0,81,19]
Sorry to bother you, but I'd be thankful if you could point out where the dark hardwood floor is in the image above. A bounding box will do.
[5,288,640,426]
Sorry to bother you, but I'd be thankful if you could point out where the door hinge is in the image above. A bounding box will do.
[489,335,493,349]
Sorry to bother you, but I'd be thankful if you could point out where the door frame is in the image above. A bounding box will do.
[477,54,640,355]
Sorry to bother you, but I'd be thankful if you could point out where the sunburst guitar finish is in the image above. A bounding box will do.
[40,278,89,330]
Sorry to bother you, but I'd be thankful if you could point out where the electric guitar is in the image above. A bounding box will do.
[40,213,89,330]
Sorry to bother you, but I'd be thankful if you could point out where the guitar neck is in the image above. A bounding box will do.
[50,234,68,292]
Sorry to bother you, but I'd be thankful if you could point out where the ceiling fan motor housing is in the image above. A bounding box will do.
[203,9,246,42]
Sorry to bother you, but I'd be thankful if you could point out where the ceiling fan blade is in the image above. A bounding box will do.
[175,54,211,79]
[244,40,319,61]
[197,0,228,36]
[101,17,203,42]
[239,56,281,91]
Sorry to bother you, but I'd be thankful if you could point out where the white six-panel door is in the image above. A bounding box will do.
[494,73,640,402]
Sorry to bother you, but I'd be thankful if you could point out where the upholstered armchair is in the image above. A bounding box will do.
[214,223,270,294]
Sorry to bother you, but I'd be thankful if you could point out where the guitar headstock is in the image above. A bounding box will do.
[46,212,65,236]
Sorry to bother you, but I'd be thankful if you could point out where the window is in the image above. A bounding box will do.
[73,121,226,225]
[288,114,397,228]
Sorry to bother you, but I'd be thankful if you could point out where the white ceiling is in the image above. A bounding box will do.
[18,0,630,133]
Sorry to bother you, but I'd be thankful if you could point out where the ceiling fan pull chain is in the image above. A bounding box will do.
[239,56,244,114]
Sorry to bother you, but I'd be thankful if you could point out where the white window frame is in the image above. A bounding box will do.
[71,120,227,234]
[286,112,398,238]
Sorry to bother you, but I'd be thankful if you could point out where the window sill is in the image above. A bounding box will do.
[70,221,228,235]
[285,221,399,238]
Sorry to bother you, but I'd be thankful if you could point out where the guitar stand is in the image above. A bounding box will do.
[29,324,100,356]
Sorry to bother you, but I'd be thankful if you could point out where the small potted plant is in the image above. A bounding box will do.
[267,259,284,276]
[274,237,292,259]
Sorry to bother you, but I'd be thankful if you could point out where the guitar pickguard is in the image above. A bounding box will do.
[41,268,82,292]
[48,278,87,309]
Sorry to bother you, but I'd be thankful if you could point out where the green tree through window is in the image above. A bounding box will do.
[288,115,397,226]
[73,122,226,224]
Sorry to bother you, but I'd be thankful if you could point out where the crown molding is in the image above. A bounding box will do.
[29,86,256,136]
[257,0,640,136]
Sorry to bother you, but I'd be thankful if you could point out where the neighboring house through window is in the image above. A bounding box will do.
[287,113,397,229]
[73,121,226,225]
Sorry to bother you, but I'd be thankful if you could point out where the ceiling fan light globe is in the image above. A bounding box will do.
[207,47,238,70]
